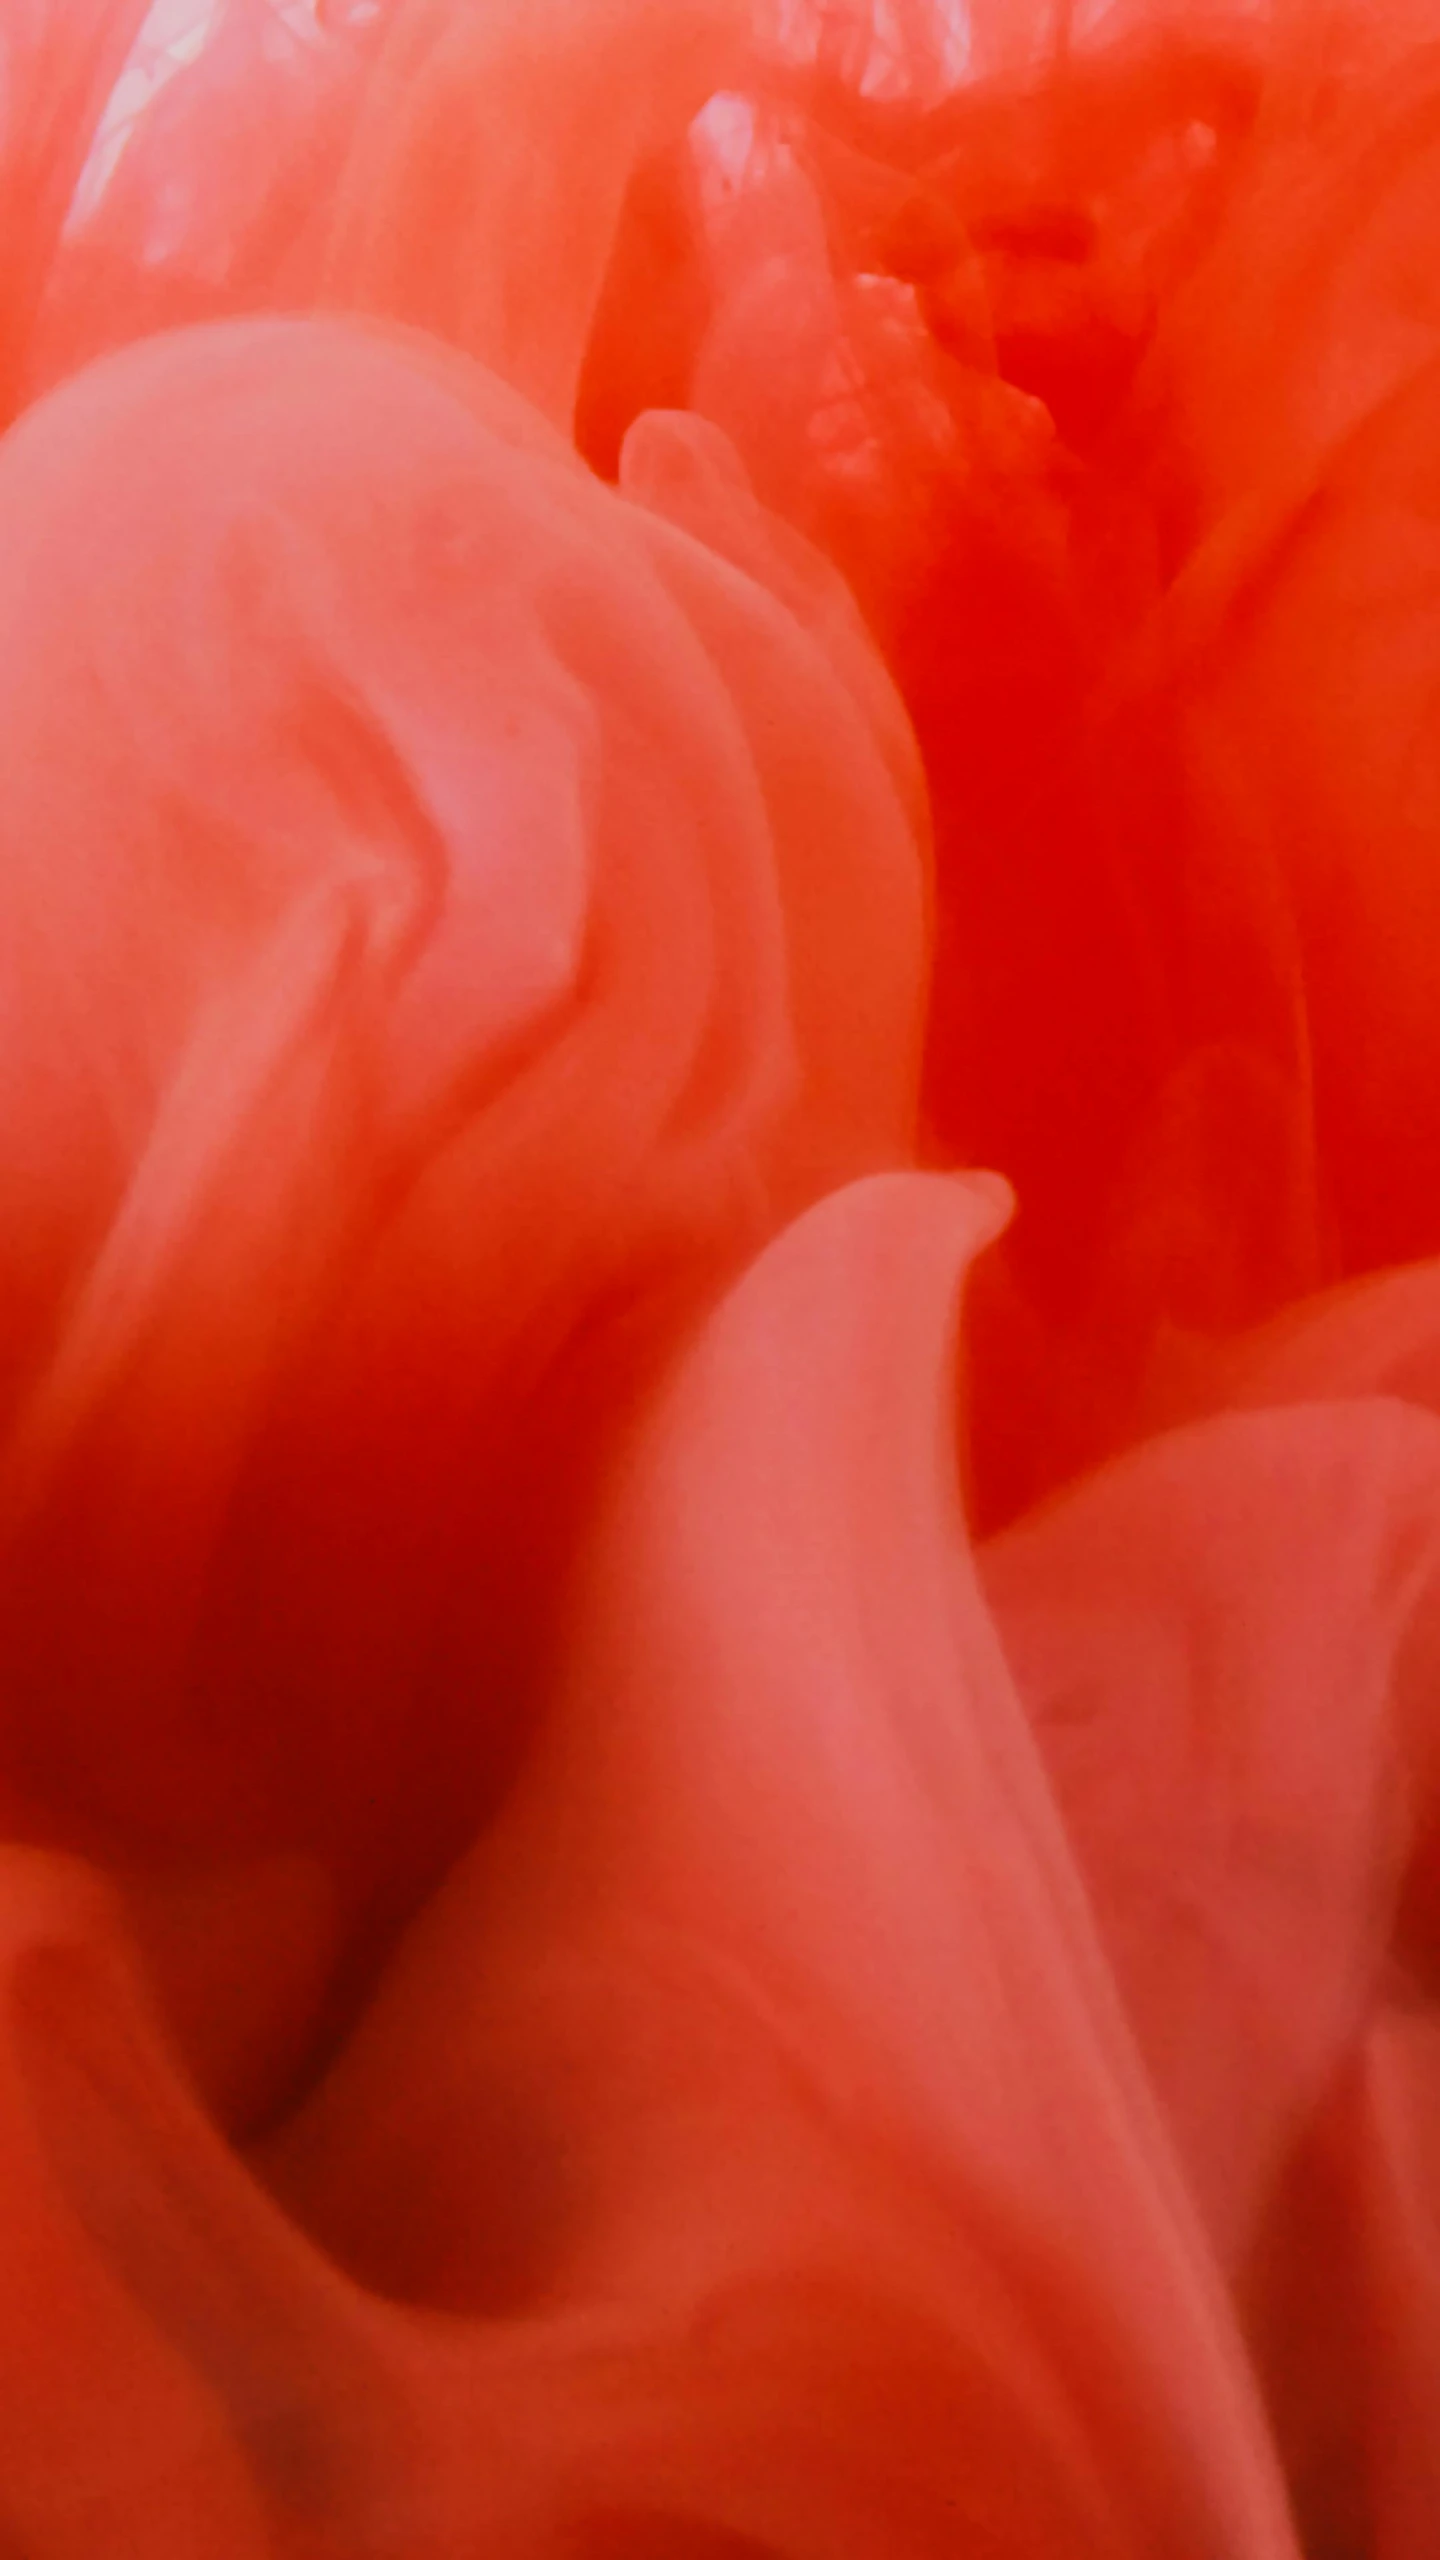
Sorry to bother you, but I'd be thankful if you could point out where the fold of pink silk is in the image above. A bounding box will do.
[0,0,1437,2552]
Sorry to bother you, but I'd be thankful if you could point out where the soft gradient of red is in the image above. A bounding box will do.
[0,0,1436,2552]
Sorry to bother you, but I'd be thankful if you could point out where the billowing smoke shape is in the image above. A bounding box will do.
[0,0,1435,2550]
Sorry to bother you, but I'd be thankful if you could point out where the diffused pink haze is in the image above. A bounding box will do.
[0,1,1435,2552]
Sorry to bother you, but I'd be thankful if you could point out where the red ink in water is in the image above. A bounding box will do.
[0,3,1433,2552]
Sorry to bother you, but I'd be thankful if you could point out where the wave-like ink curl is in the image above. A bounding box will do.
[0,1,1435,2553]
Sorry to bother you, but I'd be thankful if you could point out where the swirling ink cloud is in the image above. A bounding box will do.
[0,1,1434,2554]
